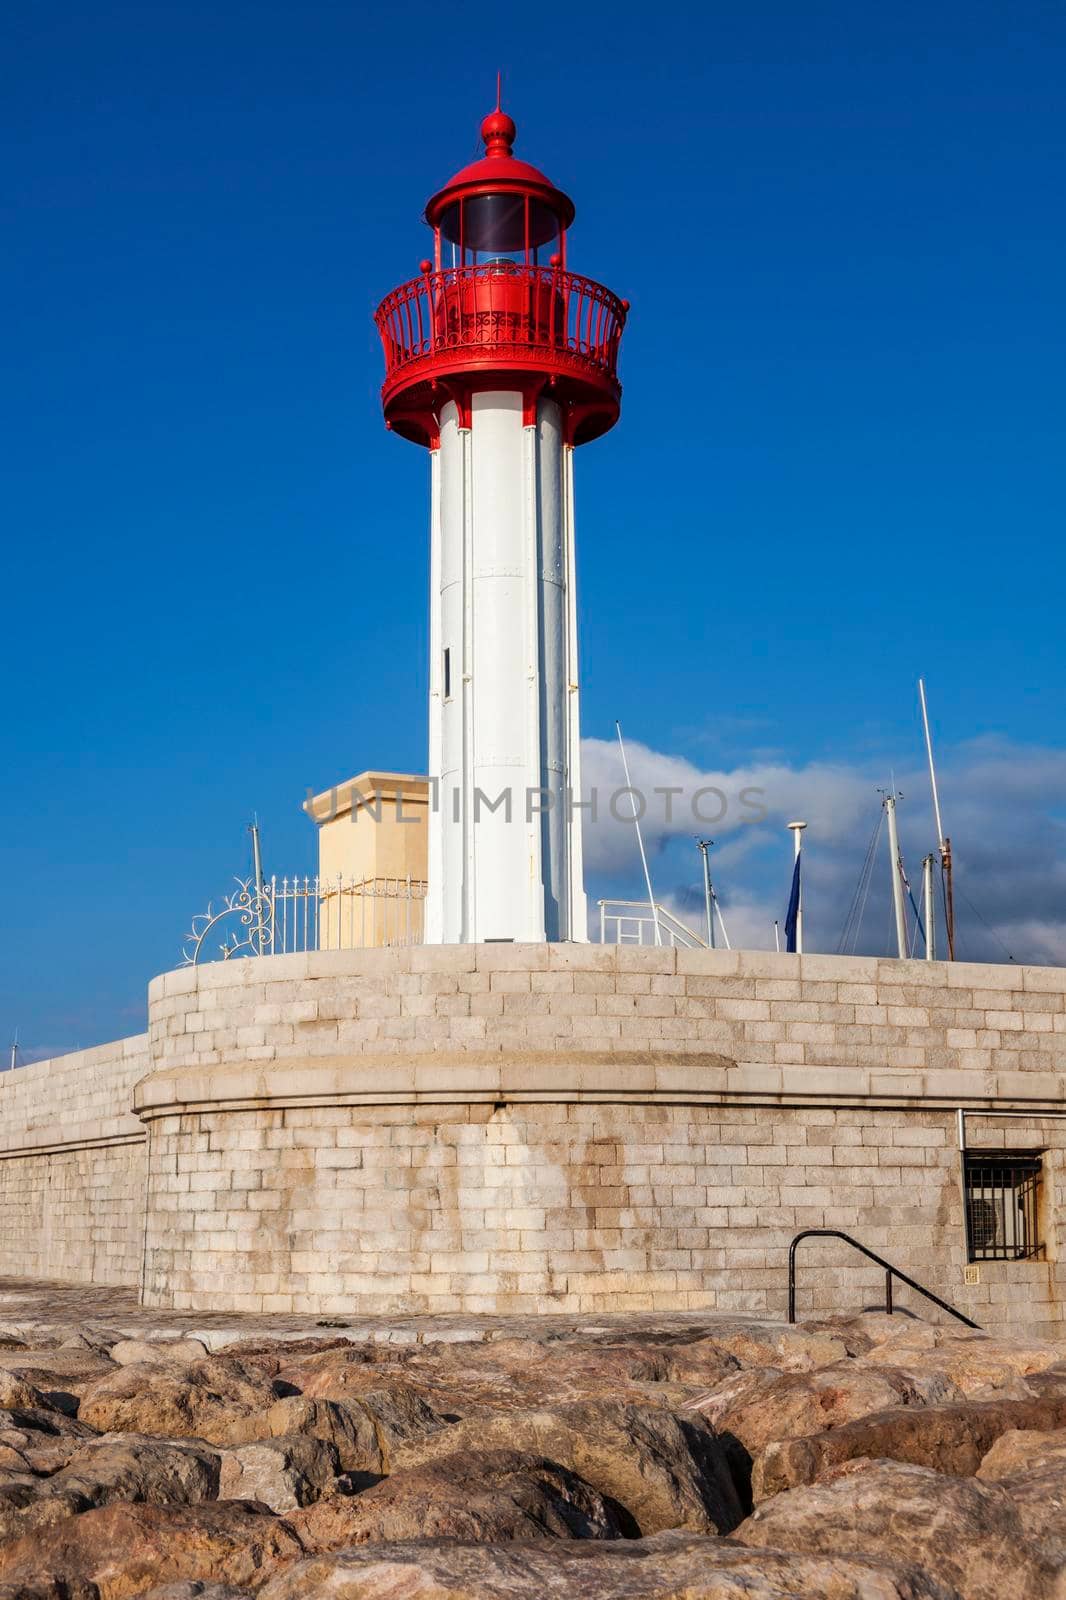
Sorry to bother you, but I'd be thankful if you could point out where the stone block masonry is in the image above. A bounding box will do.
[4,947,1066,1332]
[0,1035,147,1286]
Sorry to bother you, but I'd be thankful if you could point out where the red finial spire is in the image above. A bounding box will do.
[481,75,516,159]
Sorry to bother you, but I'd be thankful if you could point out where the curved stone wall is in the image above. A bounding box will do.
[133,945,1066,1327]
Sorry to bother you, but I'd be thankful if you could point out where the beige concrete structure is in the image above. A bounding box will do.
[304,771,428,884]
[303,771,428,948]
[4,947,1066,1334]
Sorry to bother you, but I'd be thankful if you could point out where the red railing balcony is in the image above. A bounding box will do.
[375,262,627,445]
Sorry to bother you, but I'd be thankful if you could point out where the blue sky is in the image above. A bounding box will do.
[2,0,1064,1057]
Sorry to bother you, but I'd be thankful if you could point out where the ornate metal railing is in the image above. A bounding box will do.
[376,263,626,386]
[183,875,427,966]
[597,900,707,949]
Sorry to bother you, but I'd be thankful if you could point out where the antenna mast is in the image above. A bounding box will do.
[918,678,955,959]
[616,722,661,945]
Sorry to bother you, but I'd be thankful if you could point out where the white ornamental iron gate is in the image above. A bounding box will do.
[182,874,428,966]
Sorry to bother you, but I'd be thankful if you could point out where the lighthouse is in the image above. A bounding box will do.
[375,101,627,944]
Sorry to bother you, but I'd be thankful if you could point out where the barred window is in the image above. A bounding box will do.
[964,1151,1043,1262]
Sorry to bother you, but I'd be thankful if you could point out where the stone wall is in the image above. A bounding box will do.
[134,946,1066,1333]
[0,1036,148,1287]
[3,946,1065,1328]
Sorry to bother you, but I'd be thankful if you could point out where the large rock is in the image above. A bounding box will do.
[0,1372,54,1410]
[0,1402,93,1443]
[394,1400,743,1535]
[700,1324,851,1373]
[0,1467,80,1551]
[994,1462,1066,1567]
[256,1530,962,1600]
[0,1347,117,1411]
[218,1435,340,1512]
[753,1392,1066,1499]
[110,1339,210,1368]
[42,1434,221,1510]
[219,1389,442,1474]
[220,1398,377,1471]
[79,1358,277,1446]
[0,1500,304,1597]
[734,1457,1051,1600]
[697,1362,960,1460]
[860,1326,1063,1396]
[977,1426,1066,1480]
[293,1450,628,1548]
[284,1339,708,1417]
[0,1423,86,1475]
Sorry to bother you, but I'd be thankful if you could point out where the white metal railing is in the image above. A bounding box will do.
[596,900,708,949]
[183,874,427,965]
[270,874,427,954]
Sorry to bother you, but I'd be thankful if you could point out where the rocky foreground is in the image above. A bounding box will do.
[0,1304,1064,1598]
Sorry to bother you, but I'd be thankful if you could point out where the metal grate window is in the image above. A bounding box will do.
[963,1151,1043,1262]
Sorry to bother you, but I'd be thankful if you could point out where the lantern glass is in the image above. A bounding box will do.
[439,196,562,267]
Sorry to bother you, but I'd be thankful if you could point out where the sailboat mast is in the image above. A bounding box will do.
[616,722,661,946]
[697,839,715,948]
[918,678,955,960]
[884,793,908,960]
[922,852,936,962]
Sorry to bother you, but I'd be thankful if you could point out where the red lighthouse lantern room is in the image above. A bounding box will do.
[375,104,627,449]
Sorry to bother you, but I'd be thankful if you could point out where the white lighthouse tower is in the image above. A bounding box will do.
[375,101,627,943]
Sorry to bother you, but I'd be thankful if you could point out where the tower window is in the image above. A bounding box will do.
[443,647,452,701]
[963,1150,1043,1261]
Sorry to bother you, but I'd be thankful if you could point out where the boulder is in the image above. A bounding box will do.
[356,1384,444,1455]
[110,1339,210,1368]
[0,1424,85,1475]
[698,1363,959,1461]
[284,1340,690,1417]
[752,1393,1066,1499]
[977,1426,1066,1480]
[218,1436,340,1512]
[394,1399,743,1535]
[995,1460,1066,1569]
[256,1530,962,1600]
[861,1328,1063,1395]
[218,1389,441,1474]
[734,1457,1051,1600]
[59,1329,126,1353]
[0,1372,53,1411]
[41,1434,221,1510]
[79,1359,277,1446]
[1,1348,117,1409]
[0,1499,304,1597]
[292,1450,629,1547]
[0,1402,93,1442]
[704,1325,851,1373]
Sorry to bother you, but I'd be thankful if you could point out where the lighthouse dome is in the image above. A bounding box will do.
[425,107,575,237]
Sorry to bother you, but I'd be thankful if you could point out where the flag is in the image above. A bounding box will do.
[784,852,802,953]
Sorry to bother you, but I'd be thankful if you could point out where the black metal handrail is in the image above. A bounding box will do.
[787,1228,980,1329]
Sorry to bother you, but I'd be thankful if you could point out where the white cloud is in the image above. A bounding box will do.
[581,734,1066,967]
